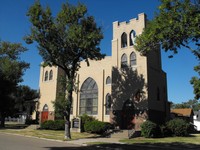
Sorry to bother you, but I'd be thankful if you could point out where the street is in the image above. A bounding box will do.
[0,133,199,150]
[0,133,79,150]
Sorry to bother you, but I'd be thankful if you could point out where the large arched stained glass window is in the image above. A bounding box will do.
[80,77,98,115]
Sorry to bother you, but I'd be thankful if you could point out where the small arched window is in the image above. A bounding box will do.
[44,71,48,81]
[130,52,136,66]
[130,30,136,46]
[49,70,53,80]
[106,76,111,85]
[121,32,127,48]
[43,104,49,111]
[105,93,111,115]
[121,54,128,68]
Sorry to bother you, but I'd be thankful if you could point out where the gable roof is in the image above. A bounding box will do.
[171,108,194,117]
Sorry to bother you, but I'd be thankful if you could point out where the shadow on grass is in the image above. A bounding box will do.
[45,142,200,150]
[0,124,29,130]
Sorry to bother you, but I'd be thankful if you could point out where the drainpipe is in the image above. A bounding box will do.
[76,74,80,117]
[102,69,105,122]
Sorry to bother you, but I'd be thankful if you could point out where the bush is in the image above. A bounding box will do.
[166,118,189,137]
[80,114,96,132]
[141,120,161,138]
[160,124,172,137]
[84,120,111,134]
[25,119,39,125]
[40,120,65,130]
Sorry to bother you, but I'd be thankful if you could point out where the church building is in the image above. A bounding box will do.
[38,13,170,131]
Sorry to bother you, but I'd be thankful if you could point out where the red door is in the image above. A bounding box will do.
[41,111,48,123]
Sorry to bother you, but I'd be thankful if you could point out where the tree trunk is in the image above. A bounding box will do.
[0,112,5,128]
[64,79,73,139]
[64,116,71,139]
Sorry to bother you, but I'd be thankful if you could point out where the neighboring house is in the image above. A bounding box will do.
[24,98,39,120]
[193,111,200,131]
[38,13,170,131]
[171,108,194,123]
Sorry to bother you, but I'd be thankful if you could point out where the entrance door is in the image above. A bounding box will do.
[121,100,134,129]
[41,111,48,123]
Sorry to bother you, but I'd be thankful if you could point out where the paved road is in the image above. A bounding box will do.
[0,133,79,150]
[0,133,199,150]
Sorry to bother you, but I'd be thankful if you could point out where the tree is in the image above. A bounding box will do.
[14,85,39,116]
[171,99,200,111]
[135,0,200,99]
[25,1,105,139]
[0,41,29,127]
[190,65,200,100]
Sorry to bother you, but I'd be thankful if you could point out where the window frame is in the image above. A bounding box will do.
[79,77,98,115]
[121,32,127,48]
[121,53,128,68]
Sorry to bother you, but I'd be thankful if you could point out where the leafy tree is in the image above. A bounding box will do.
[14,85,39,115]
[190,65,200,99]
[0,41,29,127]
[25,1,105,139]
[135,0,200,99]
[171,99,200,111]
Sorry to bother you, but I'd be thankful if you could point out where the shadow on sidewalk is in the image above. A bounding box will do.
[45,142,200,150]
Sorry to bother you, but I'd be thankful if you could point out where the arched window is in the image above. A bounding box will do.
[105,93,111,115]
[106,76,111,85]
[130,30,136,46]
[80,77,98,115]
[130,52,136,66]
[121,54,128,68]
[49,70,53,80]
[44,71,48,81]
[43,104,49,111]
[121,32,127,48]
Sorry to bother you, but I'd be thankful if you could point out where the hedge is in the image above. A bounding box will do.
[84,120,111,134]
[40,120,65,130]
[166,118,189,137]
[141,120,161,138]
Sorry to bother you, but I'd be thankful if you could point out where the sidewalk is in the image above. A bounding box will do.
[66,137,124,146]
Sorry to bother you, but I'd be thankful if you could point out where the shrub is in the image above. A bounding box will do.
[53,120,65,130]
[80,114,96,132]
[84,120,111,134]
[160,124,172,137]
[166,118,189,137]
[25,119,39,125]
[40,120,65,130]
[141,120,161,138]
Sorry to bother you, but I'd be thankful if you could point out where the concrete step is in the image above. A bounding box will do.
[26,124,39,130]
[110,130,129,138]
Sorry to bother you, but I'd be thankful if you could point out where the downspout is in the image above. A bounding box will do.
[76,74,80,117]
[102,69,105,122]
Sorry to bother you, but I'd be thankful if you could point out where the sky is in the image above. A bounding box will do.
[0,0,198,104]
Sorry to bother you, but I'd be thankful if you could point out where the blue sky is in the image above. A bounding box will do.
[0,0,198,104]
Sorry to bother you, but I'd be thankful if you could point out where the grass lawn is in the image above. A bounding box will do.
[120,134,200,145]
[0,123,98,141]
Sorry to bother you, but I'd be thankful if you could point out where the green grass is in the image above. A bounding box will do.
[120,134,200,145]
[0,124,97,141]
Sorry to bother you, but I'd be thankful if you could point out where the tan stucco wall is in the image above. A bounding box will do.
[38,66,59,112]
[72,57,112,122]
